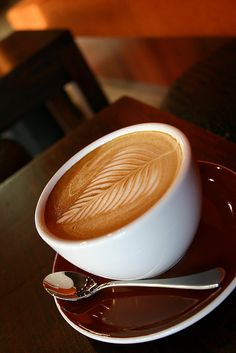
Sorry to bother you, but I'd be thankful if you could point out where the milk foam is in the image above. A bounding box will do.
[45,131,182,240]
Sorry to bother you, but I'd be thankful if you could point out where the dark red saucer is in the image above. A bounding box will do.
[53,161,236,343]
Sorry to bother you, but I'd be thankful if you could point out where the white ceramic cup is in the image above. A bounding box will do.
[35,123,202,280]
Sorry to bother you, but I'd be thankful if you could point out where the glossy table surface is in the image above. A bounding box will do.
[1,97,235,353]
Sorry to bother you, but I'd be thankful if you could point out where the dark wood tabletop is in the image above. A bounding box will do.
[1,96,235,353]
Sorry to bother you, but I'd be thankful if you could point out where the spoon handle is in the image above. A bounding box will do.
[98,268,225,291]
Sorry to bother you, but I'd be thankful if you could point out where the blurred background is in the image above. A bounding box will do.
[1,1,234,94]
[0,0,235,180]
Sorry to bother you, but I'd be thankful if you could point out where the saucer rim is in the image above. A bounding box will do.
[54,278,236,344]
[53,160,236,344]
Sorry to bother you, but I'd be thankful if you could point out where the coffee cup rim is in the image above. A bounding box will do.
[35,122,192,247]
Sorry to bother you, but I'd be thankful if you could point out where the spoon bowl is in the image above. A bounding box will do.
[43,267,225,301]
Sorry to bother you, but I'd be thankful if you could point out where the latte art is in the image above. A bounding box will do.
[58,147,161,223]
[45,131,182,240]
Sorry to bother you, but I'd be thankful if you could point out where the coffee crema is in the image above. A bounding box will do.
[45,131,182,240]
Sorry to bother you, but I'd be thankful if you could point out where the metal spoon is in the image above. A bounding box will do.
[43,267,225,301]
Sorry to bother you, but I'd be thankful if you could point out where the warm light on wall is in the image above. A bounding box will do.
[6,4,48,29]
[4,0,236,35]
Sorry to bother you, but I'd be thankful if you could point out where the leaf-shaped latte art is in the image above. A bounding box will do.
[57,146,171,224]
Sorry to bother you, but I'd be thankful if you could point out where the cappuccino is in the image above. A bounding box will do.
[45,131,182,240]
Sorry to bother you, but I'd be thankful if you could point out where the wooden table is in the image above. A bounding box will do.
[1,97,235,353]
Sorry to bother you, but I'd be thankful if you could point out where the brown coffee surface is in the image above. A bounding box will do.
[45,131,182,240]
